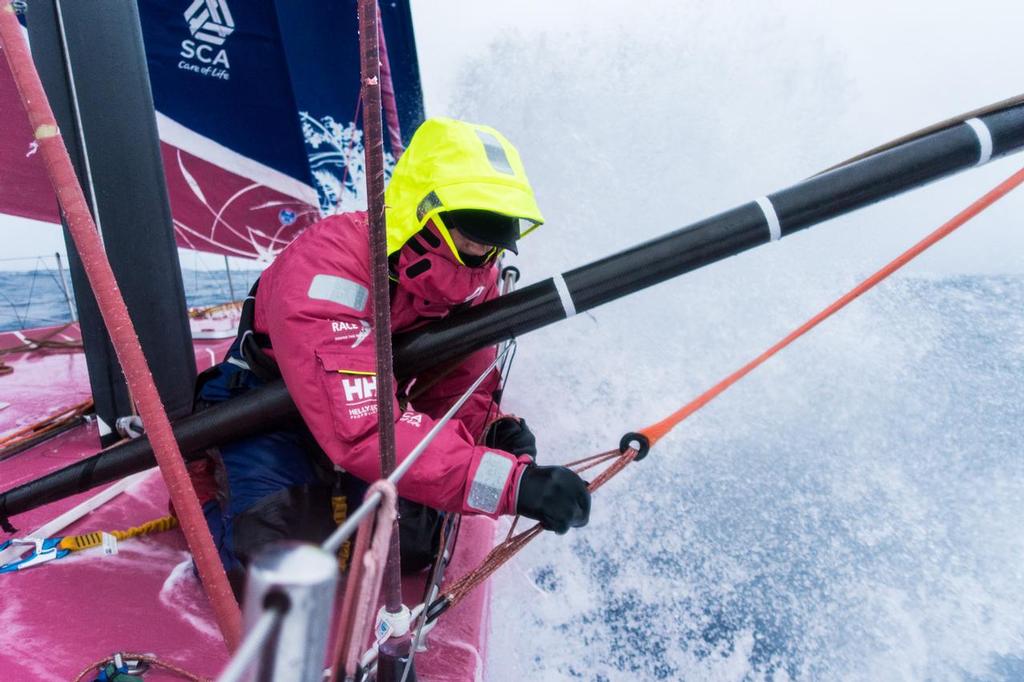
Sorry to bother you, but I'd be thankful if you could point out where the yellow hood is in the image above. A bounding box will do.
[385,117,544,261]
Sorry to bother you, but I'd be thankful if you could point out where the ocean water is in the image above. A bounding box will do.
[487,274,1024,681]
[0,266,262,333]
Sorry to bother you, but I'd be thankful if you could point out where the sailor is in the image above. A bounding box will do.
[189,118,590,589]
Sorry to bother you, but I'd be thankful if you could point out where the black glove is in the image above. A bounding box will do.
[484,416,537,459]
[515,465,591,534]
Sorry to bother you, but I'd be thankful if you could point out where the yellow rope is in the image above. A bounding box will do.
[58,515,179,552]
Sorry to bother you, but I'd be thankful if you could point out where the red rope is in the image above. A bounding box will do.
[357,0,404,617]
[0,6,241,649]
[640,164,1024,446]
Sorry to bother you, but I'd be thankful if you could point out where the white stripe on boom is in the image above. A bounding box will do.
[965,118,993,166]
[756,196,782,242]
[552,273,577,318]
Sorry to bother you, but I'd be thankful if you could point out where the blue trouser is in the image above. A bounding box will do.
[195,342,442,590]
[194,345,363,587]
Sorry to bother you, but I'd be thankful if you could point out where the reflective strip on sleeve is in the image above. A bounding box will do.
[466,451,514,514]
[308,274,369,312]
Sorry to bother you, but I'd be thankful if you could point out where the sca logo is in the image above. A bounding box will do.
[179,0,234,80]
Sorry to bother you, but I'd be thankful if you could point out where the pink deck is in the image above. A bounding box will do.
[0,325,494,680]
[0,322,232,438]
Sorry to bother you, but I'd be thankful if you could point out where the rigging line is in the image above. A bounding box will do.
[23,266,39,324]
[477,267,522,438]
[357,0,403,622]
[400,513,460,682]
[375,1,404,158]
[53,0,104,242]
[427,447,636,619]
[0,289,26,328]
[0,255,66,262]
[639,163,1024,447]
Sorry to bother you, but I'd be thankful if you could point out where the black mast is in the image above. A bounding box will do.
[2,100,1023,521]
[26,0,196,444]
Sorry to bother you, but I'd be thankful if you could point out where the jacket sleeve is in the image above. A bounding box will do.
[259,265,528,517]
[405,280,505,438]
[409,346,502,438]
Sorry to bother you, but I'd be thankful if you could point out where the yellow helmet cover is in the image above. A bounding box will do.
[385,117,544,262]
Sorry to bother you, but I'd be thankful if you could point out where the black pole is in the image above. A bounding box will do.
[2,102,1023,523]
[0,379,296,527]
[393,103,1024,377]
[26,0,197,444]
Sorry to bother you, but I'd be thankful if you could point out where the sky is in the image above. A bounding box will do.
[2,0,1023,273]
[409,0,1024,277]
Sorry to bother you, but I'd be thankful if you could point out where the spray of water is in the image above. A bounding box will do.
[437,6,1024,680]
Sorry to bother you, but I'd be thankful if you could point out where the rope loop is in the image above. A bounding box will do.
[431,444,642,616]
[619,432,650,460]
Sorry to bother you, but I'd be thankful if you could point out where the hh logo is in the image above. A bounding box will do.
[341,376,377,403]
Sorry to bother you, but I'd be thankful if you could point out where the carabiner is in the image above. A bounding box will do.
[0,536,69,573]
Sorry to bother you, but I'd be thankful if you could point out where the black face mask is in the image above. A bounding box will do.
[458,249,494,268]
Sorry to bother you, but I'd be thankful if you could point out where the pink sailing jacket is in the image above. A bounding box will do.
[253,211,532,516]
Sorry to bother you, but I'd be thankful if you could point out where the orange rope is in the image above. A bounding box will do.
[434,163,1024,618]
[187,300,241,319]
[0,399,94,454]
[641,164,1024,446]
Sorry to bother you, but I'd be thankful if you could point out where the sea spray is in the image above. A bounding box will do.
[439,7,1024,681]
